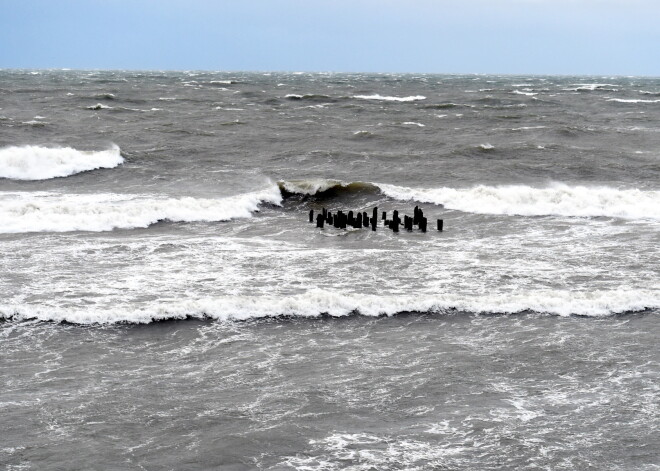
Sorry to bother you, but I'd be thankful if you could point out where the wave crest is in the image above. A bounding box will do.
[0,186,282,233]
[0,144,123,180]
[378,183,660,220]
[2,288,657,324]
[353,94,426,102]
[278,179,379,197]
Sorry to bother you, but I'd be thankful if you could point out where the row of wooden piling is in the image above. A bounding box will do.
[309,206,444,233]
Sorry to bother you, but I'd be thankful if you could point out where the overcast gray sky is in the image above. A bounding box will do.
[1,0,658,75]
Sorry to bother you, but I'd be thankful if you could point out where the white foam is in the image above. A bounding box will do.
[87,103,112,110]
[607,98,660,104]
[353,94,426,102]
[564,83,617,92]
[511,126,546,131]
[479,143,495,150]
[377,182,660,220]
[280,179,344,195]
[403,122,425,127]
[1,288,657,324]
[512,90,537,96]
[0,185,282,233]
[0,144,123,180]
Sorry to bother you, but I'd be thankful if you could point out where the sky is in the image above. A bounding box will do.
[1,0,659,75]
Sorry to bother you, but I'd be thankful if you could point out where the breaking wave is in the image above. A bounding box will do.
[0,144,123,180]
[353,94,426,102]
[87,103,112,110]
[285,93,336,102]
[0,186,282,233]
[378,183,660,220]
[1,288,657,324]
[563,84,618,92]
[607,98,660,104]
[278,179,379,198]
[278,179,660,220]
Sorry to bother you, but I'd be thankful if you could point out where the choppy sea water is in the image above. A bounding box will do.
[1,70,659,469]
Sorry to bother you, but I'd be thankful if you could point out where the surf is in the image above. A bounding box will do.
[0,185,282,233]
[2,288,657,324]
[0,144,124,180]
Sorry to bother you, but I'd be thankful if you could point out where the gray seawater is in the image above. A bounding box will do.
[1,70,659,469]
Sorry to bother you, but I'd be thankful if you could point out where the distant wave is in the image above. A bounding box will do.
[353,94,426,102]
[0,144,123,180]
[87,103,113,110]
[423,103,472,109]
[2,288,657,324]
[512,90,537,96]
[285,93,335,102]
[87,103,162,112]
[607,98,660,104]
[563,84,618,92]
[278,179,660,220]
[378,183,660,220]
[0,186,282,233]
[94,93,115,100]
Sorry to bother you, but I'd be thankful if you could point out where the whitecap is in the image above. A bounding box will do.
[377,182,660,221]
[353,94,426,102]
[86,103,112,110]
[0,144,123,180]
[607,98,660,104]
[1,287,657,324]
[0,185,282,234]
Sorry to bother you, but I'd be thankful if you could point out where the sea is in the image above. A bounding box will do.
[1,70,659,470]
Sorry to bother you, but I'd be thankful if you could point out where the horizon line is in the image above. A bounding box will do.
[1,67,658,79]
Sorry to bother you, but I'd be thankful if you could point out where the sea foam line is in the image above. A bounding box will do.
[1,288,657,324]
[0,144,123,180]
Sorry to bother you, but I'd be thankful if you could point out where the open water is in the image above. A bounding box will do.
[1,70,659,470]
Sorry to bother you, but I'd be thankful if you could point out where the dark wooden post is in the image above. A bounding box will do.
[316,214,324,228]
[382,211,386,220]
[437,219,443,231]
[309,209,314,223]
[371,217,377,231]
